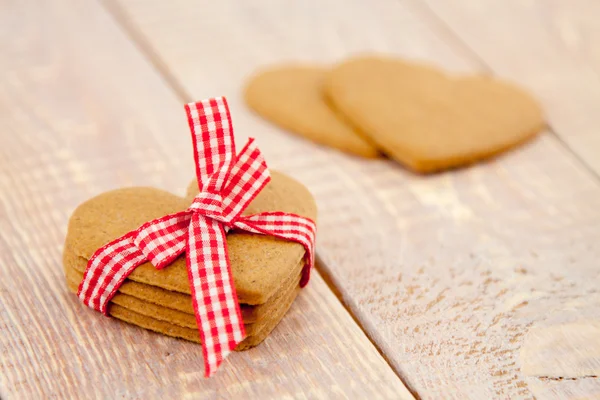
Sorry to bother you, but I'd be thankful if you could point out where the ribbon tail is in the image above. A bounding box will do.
[233,212,316,287]
[185,97,235,192]
[186,213,246,377]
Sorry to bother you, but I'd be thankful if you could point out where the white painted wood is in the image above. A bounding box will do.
[104,0,600,398]
[521,321,600,378]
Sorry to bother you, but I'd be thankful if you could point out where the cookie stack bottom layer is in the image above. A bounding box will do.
[64,250,303,350]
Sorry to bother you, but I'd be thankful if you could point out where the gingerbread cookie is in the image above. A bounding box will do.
[245,65,378,158]
[65,171,316,304]
[325,56,544,172]
[64,250,302,323]
[64,170,316,349]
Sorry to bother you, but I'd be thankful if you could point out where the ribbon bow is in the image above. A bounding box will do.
[78,97,316,377]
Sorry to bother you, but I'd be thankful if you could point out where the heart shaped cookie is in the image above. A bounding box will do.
[245,65,379,158]
[325,56,544,172]
[64,170,316,349]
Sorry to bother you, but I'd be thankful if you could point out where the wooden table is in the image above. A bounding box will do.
[2,1,599,398]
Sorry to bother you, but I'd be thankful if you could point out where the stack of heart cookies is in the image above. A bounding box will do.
[63,171,316,349]
[245,55,545,173]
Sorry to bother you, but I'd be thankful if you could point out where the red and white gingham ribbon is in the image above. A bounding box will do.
[78,97,316,377]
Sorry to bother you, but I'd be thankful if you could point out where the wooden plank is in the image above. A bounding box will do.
[519,319,600,399]
[413,0,600,176]
[0,1,413,398]
[104,0,600,398]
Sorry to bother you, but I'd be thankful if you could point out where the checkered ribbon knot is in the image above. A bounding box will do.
[77,97,316,377]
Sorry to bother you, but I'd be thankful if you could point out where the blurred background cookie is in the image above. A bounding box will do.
[325,56,545,173]
[245,65,379,158]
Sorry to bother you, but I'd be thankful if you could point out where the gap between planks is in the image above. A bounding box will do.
[317,255,422,400]
[99,0,191,103]
[98,0,419,396]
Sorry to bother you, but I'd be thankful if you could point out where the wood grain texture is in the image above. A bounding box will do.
[104,0,600,398]
[520,320,600,378]
[0,0,412,398]
[414,0,600,176]
[519,318,600,400]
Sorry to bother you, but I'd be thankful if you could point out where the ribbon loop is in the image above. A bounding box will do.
[219,138,270,222]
